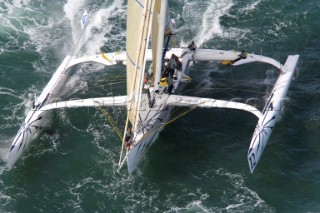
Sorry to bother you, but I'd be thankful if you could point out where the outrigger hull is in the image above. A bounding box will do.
[247,55,299,173]
[7,55,73,169]
[7,53,125,169]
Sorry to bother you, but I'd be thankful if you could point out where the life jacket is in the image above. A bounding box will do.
[160,77,168,87]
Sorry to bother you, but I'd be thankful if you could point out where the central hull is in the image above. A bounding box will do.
[127,101,173,173]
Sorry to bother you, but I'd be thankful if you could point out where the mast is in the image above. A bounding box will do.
[151,0,169,92]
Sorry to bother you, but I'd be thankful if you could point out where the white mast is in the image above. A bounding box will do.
[151,0,168,92]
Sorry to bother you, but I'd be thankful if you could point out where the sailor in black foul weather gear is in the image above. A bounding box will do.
[180,41,197,61]
[231,50,248,64]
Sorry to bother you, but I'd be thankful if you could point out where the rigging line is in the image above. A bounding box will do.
[96,75,126,88]
[138,106,197,143]
[183,87,267,95]
[104,81,127,86]
[255,48,265,100]
[108,70,126,83]
[97,76,127,84]
[94,101,123,142]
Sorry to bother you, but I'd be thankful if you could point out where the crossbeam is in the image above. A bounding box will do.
[40,96,127,111]
[167,95,263,119]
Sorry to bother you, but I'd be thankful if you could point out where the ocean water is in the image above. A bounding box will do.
[0,0,320,212]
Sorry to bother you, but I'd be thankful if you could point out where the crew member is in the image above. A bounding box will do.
[174,54,182,70]
[188,41,197,51]
[125,128,133,150]
[231,50,248,64]
[181,41,197,61]
[159,75,169,94]
[169,54,177,77]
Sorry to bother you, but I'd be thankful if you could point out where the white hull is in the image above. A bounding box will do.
[127,106,171,173]
[7,55,73,168]
[247,55,299,173]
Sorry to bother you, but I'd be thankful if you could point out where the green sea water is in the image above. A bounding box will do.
[1,0,320,212]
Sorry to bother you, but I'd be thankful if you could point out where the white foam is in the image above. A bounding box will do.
[0,192,13,208]
[12,0,30,8]
[264,69,278,85]
[0,87,19,98]
[2,95,29,121]
[239,0,263,14]
[165,200,213,213]
[179,0,234,47]
[63,0,126,56]
[0,2,16,15]
[58,109,89,134]
[0,0,31,17]
[216,169,272,211]
[63,74,88,97]
[80,0,126,55]
[63,0,87,44]
[23,16,62,54]
[195,0,234,46]
[0,136,12,162]
[178,0,255,48]
[0,149,8,163]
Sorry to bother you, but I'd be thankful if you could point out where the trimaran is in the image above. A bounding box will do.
[7,0,299,174]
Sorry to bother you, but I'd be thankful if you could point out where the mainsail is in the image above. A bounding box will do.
[120,0,171,168]
[126,0,155,128]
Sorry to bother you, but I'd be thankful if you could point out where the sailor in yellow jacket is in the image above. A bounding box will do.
[159,75,169,94]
